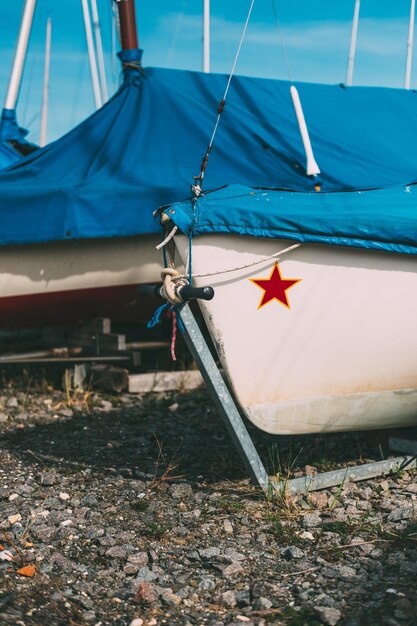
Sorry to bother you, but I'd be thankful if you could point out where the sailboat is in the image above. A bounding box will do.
[0,0,263,327]
[155,4,417,435]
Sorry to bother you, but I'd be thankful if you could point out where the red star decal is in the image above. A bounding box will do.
[250,262,301,310]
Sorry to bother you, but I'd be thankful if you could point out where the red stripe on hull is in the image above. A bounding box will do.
[0,284,161,328]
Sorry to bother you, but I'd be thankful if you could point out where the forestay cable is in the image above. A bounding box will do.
[192,0,256,197]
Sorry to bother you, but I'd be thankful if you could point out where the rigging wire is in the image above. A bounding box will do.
[192,0,256,196]
[270,0,293,83]
[166,0,188,68]
[21,4,43,135]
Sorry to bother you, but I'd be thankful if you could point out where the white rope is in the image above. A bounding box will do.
[160,267,188,305]
[183,242,302,280]
[156,225,178,250]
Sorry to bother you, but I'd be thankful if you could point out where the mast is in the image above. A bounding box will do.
[405,0,416,89]
[346,0,360,87]
[4,0,37,111]
[90,0,109,101]
[203,0,210,73]
[81,0,102,109]
[40,16,51,147]
[115,0,139,50]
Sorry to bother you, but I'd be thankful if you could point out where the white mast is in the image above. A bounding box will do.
[90,0,109,102]
[81,0,102,109]
[203,0,210,73]
[346,0,360,87]
[4,0,37,110]
[405,0,416,89]
[40,17,51,147]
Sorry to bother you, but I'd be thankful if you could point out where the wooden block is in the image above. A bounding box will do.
[91,365,129,392]
[80,318,111,334]
[68,331,126,352]
[128,370,204,394]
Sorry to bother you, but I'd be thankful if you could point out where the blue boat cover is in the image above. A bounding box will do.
[1,60,417,248]
[0,141,21,169]
[0,108,34,169]
[164,183,417,256]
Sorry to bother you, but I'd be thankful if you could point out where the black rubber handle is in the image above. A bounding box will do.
[137,284,163,298]
[138,283,215,301]
[177,285,215,301]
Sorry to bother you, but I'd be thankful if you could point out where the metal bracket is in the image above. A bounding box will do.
[177,303,416,495]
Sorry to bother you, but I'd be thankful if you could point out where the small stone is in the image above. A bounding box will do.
[223,519,234,534]
[298,531,315,541]
[135,566,158,583]
[253,597,273,610]
[6,397,18,408]
[198,577,216,592]
[0,413,8,423]
[314,606,342,625]
[387,506,413,522]
[302,513,321,528]
[222,562,244,578]
[82,610,97,623]
[9,493,19,501]
[59,492,70,501]
[308,492,328,508]
[80,494,99,507]
[129,620,144,626]
[8,513,22,525]
[32,524,57,542]
[106,546,127,560]
[199,547,221,560]
[281,545,304,559]
[321,564,356,580]
[133,581,159,604]
[236,589,251,608]
[220,590,237,608]
[124,552,149,574]
[169,483,193,499]
[38,472,57,486]
[60,519,73,527]
[161,590,182,606]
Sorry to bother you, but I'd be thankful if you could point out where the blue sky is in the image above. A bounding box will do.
[0,1,415,143]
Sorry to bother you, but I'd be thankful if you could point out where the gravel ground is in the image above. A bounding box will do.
[1,379,417,626]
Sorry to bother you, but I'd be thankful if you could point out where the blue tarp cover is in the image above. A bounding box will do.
[1,63,417,247]
[0,141,20,170]
[165,183,417,256]
[0,108,33,169]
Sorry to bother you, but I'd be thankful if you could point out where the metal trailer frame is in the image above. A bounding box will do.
[177,302,417,495]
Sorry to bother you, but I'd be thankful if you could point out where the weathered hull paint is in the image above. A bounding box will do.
[0,234,163,327]
[175,233,417,434]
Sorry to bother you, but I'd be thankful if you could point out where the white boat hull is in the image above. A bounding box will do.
[175,234,417,434]
[0,234,164,326]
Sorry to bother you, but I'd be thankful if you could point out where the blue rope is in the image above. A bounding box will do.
[188,233,193,285]
[147,303,169,329]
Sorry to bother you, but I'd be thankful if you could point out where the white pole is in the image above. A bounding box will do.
[203,0,210,73]
[346,0,360,87]
[90,0,109,102]
[290,85,320,177]
[40,17,51,147]
[81,0,102,109]
[405,0,416,89]
[4,0,37,110]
